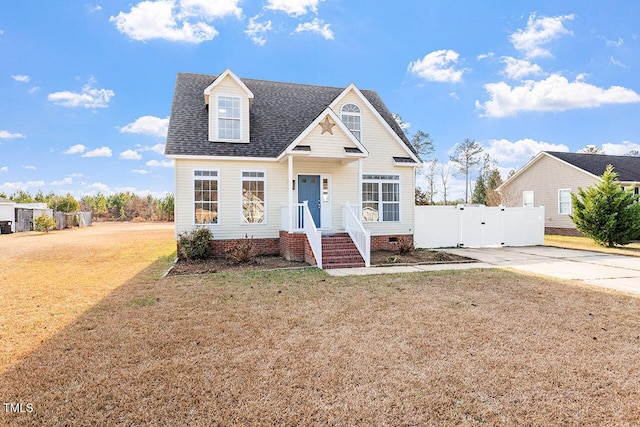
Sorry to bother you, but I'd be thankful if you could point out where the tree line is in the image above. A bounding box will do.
[1,190,174,222]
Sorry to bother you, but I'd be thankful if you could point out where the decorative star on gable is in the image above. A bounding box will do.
[319,116,336,135]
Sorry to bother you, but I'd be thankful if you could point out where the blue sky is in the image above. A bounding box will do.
[1,1,639,201]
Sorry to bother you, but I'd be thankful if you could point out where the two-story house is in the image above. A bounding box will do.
[165,69,421,268]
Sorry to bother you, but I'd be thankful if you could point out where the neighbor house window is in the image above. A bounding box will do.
[341,103,361,141]
[558,189,571,215]
[242,171,266,224]
[362,174,400,222]
[217,96,241,140]
[523,191,534,207]
[194,170,218,224]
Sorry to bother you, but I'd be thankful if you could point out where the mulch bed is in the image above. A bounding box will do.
[370,248,473,266]
[168,249,474,275]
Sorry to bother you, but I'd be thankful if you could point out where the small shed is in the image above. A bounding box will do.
[0,197,16,233]
[15,203,53,232]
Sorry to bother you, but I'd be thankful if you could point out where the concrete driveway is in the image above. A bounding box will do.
[442,246,640,295]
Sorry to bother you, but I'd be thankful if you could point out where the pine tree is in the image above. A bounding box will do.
[571,165,640,247]
[471,175,487,205]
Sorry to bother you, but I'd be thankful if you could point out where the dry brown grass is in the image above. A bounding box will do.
[2,240,640,426]
[0,222,176,374]
[546,234,640,257]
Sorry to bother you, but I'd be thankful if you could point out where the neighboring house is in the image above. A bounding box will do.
[165,69,421,268]
[0,197,16,233]
[498,151,640,235]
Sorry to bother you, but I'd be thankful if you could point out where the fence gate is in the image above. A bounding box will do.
[15,209,34,232]
[414,205,545,248]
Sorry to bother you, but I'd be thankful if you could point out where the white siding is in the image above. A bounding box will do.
[174,159,286,239]
[338,92,415,236]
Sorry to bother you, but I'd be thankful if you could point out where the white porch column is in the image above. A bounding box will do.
[358,158,363,209]
[288,155,293,232]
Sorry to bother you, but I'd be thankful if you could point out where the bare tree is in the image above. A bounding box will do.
[439,162,451,205]
[449,138,483,203]
[578,144,604,154]
[423,159,439,204]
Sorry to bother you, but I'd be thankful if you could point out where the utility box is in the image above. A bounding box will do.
[0,220,12,234]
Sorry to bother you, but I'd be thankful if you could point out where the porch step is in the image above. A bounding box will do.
[321,233,365,269]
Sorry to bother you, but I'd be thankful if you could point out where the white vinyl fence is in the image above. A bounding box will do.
[414,205,545,248]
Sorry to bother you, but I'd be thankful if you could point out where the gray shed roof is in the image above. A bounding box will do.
[547,151,640,182]
[165,72,417,159]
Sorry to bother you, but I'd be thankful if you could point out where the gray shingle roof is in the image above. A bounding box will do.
[547,151,640,182]
[165,72,417,159]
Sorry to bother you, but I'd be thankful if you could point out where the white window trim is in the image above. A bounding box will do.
[361,173,401,223]
[558,188,572,215]
[193,169,220,226]
[341,103,362,142]
[216,94,242,142]
[523,191,534,208]
[240,170,267,225]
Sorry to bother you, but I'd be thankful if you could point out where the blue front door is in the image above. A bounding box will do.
[298,175,321,228]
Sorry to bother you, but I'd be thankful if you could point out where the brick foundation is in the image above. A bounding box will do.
[545,227,584,237]
[279,231,307,262]
[370,234,414,252]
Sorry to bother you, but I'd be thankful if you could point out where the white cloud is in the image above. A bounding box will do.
[64,144,87,154]
[602,141,640,155]
[137,143,165,154]
[485,138,569,165]
[11,75,30,83]
[81,146,112,158]
[179,0,241,20]
[477,52,494,61]
[24,165,37,171]
[477,73,640,118]
[48,77,115,109]
[0,166,7,173]
[119,149,143,160]
[87,4,103,13]
[610,56,625,68]
[85,182,112,194]
[501,57,543,80]
[0,180,46,193]
[28,86,40,94]
[119,115,169,137]
[0,130,26,139]
[50,177,74,186]
[607,37,624,47]
[449,92,459,100]
[293,18,333,40]
[146,159,174,168]
[509,13,574,59]
[266,0,321,17]
[245,15,272,46]
[408,50,467,83]
[131,169,152,174]
[110,0,241,43]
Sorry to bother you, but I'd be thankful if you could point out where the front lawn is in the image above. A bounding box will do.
[2,264,640,425]
[546,234,640,257]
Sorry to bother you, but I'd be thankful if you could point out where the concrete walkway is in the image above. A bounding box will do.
[326,246,640,295]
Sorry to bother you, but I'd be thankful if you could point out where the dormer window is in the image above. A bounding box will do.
[218,96,241,140]
[341,103,361,141]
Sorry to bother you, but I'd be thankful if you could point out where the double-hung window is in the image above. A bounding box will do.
[341,103,361,141]
[194,170,218,224]
[558,189,571,215]
[242,171,266,224]
[217,96,241,140]
[362,174,400,222]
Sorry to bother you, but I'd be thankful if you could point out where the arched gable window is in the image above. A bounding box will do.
[341,103,361,141]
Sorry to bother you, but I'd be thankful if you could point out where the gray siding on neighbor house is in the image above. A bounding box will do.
[501,154,600,229]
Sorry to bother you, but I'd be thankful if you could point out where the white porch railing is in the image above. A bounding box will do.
[281,204,305,232]
[344,203,370,267]
[281,202,322,269]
